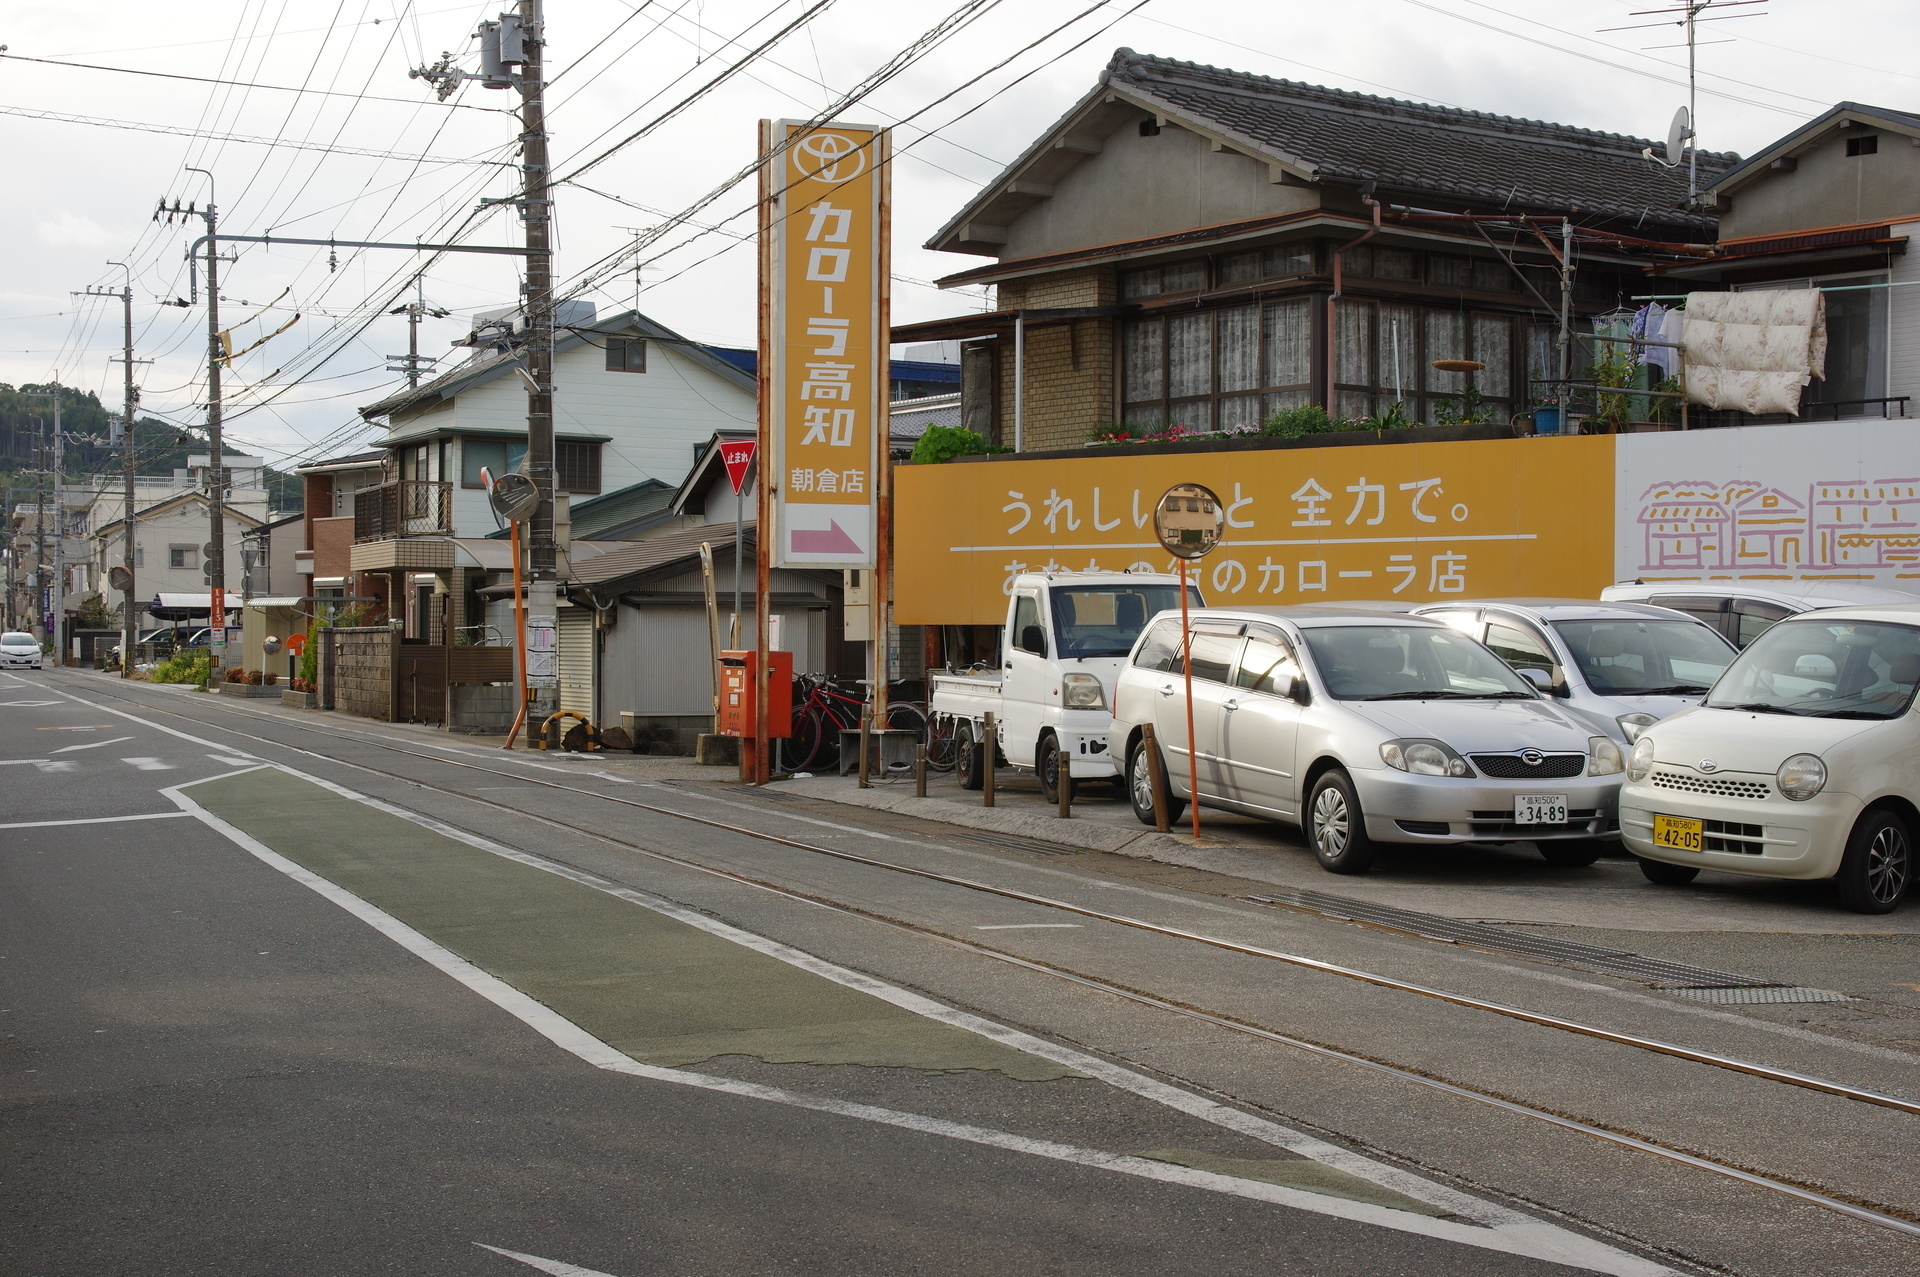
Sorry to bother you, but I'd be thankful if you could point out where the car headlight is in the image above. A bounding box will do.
[1588,736,1625,776]
[1380,738,1473,777]
[1776,753,1826,802]
[1615,712,1659,743]
[1627,735,1655,782]
[1061,672,1107,709]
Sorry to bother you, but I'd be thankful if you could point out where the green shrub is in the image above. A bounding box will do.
[151,649,210,685]
[298,617,322,686]
[908,424,997,464]
[1262,405,1347,438]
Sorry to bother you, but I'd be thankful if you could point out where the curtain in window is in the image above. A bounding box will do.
[1378,305,1418,405]
[1162,261,1205,292]
[1124,318,1164,403]
[1217,304,1259,392]
[1264,388,1309,415]
[1169,400,1213,431]
[1424,311,1466,394]
[1124,403,1166,431]
[1263,298,1311,388]
[1335,300,1372,386]
[1218,395,1262,428]
[1336,391,1375,421]
[1473,315,1512,398]
[1220,252,1262,285]
[1527,322,1557,399]
[1168,313,1212,398]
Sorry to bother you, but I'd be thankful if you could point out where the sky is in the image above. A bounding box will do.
[1,0,1913,475]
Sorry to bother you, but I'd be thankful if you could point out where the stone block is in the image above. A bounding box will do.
[695,734,740,766]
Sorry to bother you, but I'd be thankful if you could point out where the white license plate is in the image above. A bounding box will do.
[1513,794,1568,825]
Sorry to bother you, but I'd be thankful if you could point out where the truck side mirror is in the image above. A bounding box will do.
[1019,624,1047,656]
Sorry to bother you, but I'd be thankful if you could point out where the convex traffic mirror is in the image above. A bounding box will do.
[1153,483,1224,559]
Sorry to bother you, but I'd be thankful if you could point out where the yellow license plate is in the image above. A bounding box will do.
[1652,814,1704,852]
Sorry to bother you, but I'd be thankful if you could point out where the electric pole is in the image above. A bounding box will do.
[387,279,448,389]
[24,387,66,660]
[84,267,144,676]
[32,419,47,645]
[517,0,559,739]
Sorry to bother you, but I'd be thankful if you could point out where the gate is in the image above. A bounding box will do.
[395,645,448,723]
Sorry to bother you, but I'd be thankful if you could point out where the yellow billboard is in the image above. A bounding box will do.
[894,435,1616,624]
[762,120,888,569]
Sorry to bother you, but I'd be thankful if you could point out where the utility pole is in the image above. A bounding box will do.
[386,279,447,389]
[24,387,66,660]
[171,168,229,672]
[516,0,559,741]
[84,267,143,676]
[31,420,47,645]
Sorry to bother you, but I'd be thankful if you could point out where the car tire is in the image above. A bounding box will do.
[1835,808,1911,915]
[1636,856,1699,885]
[1127,737,1183,827]
[1538,838,1609,867]
[1307,769,1377,874]
[1037,732,1073,806]
[955,721,985,792]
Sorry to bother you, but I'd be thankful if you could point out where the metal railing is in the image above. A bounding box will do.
[353,479,452,542]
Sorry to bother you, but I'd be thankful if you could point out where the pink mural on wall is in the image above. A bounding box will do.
[1636,478,1920,573]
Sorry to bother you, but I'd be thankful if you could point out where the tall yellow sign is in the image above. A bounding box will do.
[894,436,1617,624]
[761,120,888,569]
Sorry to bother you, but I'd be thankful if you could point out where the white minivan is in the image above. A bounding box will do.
[1620,604,1920,913]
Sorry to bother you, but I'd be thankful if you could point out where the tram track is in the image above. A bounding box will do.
[53,676,1920,1243]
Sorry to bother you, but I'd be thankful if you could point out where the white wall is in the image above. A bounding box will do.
[1888,216,1920,411]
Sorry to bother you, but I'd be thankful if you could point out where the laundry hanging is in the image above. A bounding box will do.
[1681,290,1827,416]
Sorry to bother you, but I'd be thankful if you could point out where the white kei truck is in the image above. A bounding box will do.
[929,571,1201,802]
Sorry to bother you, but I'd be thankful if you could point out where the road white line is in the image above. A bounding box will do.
[0,700,62,707]
[0,811,193,830]
[0,759,50,766]
[120,757,175,771]
[51,735,136,753]
[208,754,254,766]
[476,1244,623,1276]
[975,923,1085,930]
[32,760,76,773]
[160,778,1665,1276]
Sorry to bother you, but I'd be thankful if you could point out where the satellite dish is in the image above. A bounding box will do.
[1666,106,1691,166]
[489,472,540,523]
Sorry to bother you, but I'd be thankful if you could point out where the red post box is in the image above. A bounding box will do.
[718,649,793,738]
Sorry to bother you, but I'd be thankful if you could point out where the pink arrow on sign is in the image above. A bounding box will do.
[791,520,863,554]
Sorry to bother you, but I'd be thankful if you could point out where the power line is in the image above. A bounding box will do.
[0,49,513,111]
[0,103,518,164]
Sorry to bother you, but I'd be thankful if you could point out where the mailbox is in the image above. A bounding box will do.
[718,649,794,738]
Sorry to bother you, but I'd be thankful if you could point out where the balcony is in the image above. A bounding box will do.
[348,480,455,573]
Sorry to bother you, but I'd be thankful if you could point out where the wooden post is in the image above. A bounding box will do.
[1142,722,1171,834]
[1056,745,1072,819]
[914,744,927,797]
[503,518,530,750]
[857,707,872,788]
[1180,559,1201,840]
[982,711,996,808]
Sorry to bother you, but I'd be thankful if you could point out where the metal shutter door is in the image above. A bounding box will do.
[557,606,595,719]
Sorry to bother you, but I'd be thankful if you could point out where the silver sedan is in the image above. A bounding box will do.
[1109,606,1626,874]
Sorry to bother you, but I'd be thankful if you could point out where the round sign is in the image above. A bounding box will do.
[108,565,134,592]
[489,472,540,523]
[202,542,218,559]
[1152,483,1226,560]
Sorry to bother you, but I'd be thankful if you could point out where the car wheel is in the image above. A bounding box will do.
[1037,732,1072,806]
[1307,769,1377,874]
[1636,856,1699,885]
[955,721,985,792]
[1538,838,1608,867]
[1835,808,1911,914]
[1127,737,1183,827]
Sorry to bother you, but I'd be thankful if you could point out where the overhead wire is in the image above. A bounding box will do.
[0,50,511,111]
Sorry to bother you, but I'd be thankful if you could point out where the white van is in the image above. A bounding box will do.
[1601,581,1920,648]
[1620,603,1920,913]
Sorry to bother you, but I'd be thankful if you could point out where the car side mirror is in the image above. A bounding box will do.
[1019,624,1047,656]
[1518,667,1554,694]
[1290,676,1311,706]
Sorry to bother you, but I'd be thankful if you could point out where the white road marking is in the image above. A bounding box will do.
[121,757,175,771]
[476,1244,624,1276]
[162,766,1673,1277]
[0,811,192,830]
[0,700,61,707]
[208,754,254,766]
[51,736,136,753]
[32,760,77,773]
[974,923,1085,930]
[0,759,50,766]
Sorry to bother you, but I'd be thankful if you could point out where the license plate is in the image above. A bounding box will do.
[1652,814,1704,852]
[1513,794,1568,825]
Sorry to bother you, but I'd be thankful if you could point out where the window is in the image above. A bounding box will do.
[168,545,196,570]
[1733,600,1793,647]
[461,437,527,487]
[1235,632,1302,696]
[1123,297,1313,431]
[1185,630,1243,684]
[1010,593,1043,657]
[556,440,602,495]
[1134,618,1183,671]
[1332,301,1520,424]
[1052,583,1192,657]
[605,337,647,372]
[1484,621,1557,676]
[1846,135,1878,157]
[1740,274,1888,415]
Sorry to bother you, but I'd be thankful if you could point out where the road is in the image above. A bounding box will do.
[4,667,1917,1276]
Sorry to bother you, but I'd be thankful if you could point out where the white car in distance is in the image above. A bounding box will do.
[1,632,44,670]
[1621,604,1920,913]
[1601,580,1920,648]
[1110,607,1628,875]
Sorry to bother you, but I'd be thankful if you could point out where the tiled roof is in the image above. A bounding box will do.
[1107,49,1734,230]
[572,521,757,589]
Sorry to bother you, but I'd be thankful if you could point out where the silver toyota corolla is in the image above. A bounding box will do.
[1109,606,1626,874]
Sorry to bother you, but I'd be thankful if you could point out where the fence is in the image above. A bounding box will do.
[353,480,452,542]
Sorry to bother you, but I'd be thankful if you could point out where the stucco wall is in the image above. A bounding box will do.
[1721,128,1920,240]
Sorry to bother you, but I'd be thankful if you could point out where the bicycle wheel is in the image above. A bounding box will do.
[778,705,825,773]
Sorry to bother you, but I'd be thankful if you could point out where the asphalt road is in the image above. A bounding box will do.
[5,668,1918,1276]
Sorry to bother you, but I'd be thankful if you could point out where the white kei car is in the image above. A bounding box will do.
[1110,607,1627,875]
[1,631,44,670]
[1620,605,1920,913]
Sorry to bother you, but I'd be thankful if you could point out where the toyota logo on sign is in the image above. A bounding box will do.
[1520,749,1544,767]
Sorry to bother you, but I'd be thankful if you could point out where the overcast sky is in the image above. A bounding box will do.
[2,0,1911,473]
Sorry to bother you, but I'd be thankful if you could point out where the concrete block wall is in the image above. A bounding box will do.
[448,682,516,734]
[330,626,395,722]
[996,267,1118,453]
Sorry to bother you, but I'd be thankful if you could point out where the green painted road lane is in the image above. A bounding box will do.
[189,767,1077,1079]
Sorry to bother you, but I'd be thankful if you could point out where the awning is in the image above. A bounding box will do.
[889,305,1120,344]
[149,592,212,620]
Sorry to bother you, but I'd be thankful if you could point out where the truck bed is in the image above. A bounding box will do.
[928,670,1003,720]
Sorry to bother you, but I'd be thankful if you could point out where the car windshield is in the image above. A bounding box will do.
[2,633,34,645]
[1300,625,1536,700]
[1550,619,1734,696]
[1705,619,1920,719]
[1051,584,1200,657]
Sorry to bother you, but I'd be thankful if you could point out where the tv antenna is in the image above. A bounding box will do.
[1608,0,1770,206]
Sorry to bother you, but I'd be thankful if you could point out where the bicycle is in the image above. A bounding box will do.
[779,673,866,772]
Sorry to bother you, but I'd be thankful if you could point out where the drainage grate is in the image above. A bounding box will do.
[1664,986,1854,1005]
[948,829,1082,857]
[1245,890,1779,990]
